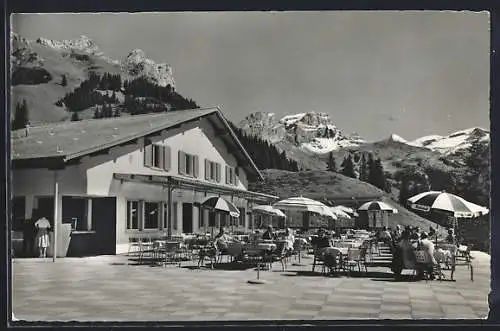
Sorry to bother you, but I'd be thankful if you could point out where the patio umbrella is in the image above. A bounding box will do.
[358,201,398,213]
[334,205,359,217]
[407,191,489,218]
[252,205,286,218]
[201,196,240,218]
[330,206,353,219]
[273,197,337,219]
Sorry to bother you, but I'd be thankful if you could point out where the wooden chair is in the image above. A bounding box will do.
[127,237,141,257]
[138,237,155,264]
[322,248,343,276]
[344,248,367,274]
[264,241,288,272]
[312,246,325,273]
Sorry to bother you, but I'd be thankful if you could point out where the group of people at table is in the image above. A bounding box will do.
[379,225,466,280]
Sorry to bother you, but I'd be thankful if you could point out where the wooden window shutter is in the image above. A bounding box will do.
[163,146,171,171]
[178,150,185,175]
[232,169,236,185]
[158,145,164,169]
[205,159,210,180]
[144,144,153,167]
[225,166,229,184]
[193,155,199,178]
[216,163,221,182]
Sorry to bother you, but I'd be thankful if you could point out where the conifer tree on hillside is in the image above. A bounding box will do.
[359,153,368,181]
[61,74,67,87]
[12,100,29,130]
[340,154,356,178]
[367,153,376,185]
[327,152,337,172]
[372,158,387,191]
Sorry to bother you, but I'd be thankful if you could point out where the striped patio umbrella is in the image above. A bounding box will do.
[358,201,398,213]
[201,196,240,218]
[407,191,489,218]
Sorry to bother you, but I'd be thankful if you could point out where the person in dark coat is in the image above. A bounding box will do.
[22,210,37,257]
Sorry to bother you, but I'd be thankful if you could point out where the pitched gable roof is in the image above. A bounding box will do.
[12,107,263,180]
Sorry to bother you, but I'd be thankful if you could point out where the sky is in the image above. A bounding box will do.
[11,11,490,141]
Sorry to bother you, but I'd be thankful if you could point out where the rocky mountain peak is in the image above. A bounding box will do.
[239,111,365,154]
[35,35,100,55]
[121,49,175,88]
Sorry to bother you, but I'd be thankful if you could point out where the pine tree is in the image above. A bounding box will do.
[367,153,376,185]
[340,155,356,178]
[12,100,29,130]
[373,158,386,190]
[70,111,80,121]
[399,177,410,206]
[327,152,337,172]
[61,74,67,87]
[359,153,368,182]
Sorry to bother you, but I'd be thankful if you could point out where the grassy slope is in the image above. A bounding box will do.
[249,169,447,235]
[11,43,122,123]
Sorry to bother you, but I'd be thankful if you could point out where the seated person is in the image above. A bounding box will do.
[262,226,277,240]
[379,226,392,243]
[410,227,421,241]
[214,227,234,251]
[416,232,437,280]
[446,228,456,245]
[312,228,331,249]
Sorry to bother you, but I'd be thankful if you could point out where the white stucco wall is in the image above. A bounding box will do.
[13,117,256,255]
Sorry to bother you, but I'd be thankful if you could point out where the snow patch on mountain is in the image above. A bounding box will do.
[239,111,365,155]
[387,133,407,143]
[407,127,489,155]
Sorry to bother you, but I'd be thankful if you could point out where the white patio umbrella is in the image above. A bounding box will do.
[273,197,337,219]
[252,205,286,229]
[358,201,398,213]
[334,205,359,217]
[252,205,286,218]
[330,206,353,219]
[407,191,489,218]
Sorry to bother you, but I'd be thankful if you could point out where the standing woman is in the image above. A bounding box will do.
[35,215,51,258]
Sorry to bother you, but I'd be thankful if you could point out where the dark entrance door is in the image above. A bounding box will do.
[91,197,116,255]
[182,203,193,234]
[37,197,55,227]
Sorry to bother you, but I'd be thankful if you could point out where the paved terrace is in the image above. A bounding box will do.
[12,251,490,322]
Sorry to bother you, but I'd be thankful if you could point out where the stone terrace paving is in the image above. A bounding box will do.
[12,251,490,322]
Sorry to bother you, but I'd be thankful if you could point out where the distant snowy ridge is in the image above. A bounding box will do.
[407,127,489,155]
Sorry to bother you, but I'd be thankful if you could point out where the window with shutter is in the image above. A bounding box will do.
[157,145,164,169]
[178,151,186,175]
[216,163,221,182]
[144,144,153,167]
[205,159,210,180]
[225,166,230,184]
[163,146,171,171]
[193,155,199,177]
